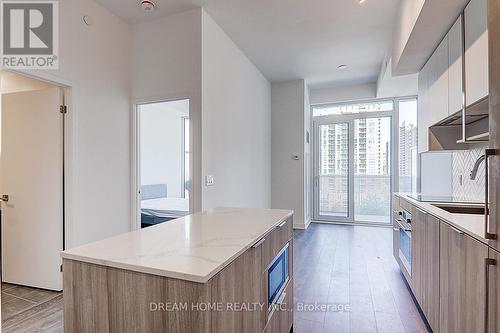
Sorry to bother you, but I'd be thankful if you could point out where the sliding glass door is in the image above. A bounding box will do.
[317,121,350,221]
[313,101,394,225]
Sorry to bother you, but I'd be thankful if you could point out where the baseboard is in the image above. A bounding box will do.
[293,217,312,230]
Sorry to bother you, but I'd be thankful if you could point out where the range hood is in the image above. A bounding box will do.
[429,96,489,151]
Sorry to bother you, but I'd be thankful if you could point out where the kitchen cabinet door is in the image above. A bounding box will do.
[488,248,500,333]
[431,36,450,125]
[421,214,440,333]
[465,0,489,105]
[487,0,500,256]
[411,205,426,303]
[448,16,463,116]
[440,222,488,333]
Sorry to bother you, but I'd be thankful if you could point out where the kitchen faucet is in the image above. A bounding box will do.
[470,154,486,180]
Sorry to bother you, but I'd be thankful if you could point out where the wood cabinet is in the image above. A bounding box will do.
[465,0,489,106]
[411,205,425,302]
[420,214,440,333]
[210,245,265,333]
[64,216,294,333]
[410,205,440,332]
[487,0,500,256]
[488,248,500,333]
[439,222,488,333]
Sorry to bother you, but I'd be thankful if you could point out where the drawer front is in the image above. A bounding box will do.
[263,280,293,333]
[399,197,412,212]
[261,217,292,272]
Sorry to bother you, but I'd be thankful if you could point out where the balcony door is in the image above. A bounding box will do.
[313,101,394,225]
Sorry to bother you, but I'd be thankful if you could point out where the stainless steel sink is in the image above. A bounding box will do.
[431,204,485,215]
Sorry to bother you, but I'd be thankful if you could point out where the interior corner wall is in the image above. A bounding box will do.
[303,85,312,228]
[201,10,271,209]
[271,80,306,229]
[19,0,132,247]
[132,8,203,214]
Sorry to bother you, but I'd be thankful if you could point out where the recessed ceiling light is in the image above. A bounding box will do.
[141,0,156,12]
[338,64,348,69]
[359,0,367,3]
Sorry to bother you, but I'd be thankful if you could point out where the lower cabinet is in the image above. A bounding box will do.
[439,222,488,333]
[488,248,500,333]
[412,206,440,333]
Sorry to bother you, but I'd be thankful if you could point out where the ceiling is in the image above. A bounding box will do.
[95,0,401,88]
[0,70,54,94]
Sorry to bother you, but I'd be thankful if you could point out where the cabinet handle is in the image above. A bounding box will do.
[276,292,286,305]
[450,225,464,235]
[277,220,287,228]
[483,149,500,240]
[252,237,265,248]
[485,258,496,333]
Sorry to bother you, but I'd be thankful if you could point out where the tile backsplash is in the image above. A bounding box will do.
[452,144,487,201]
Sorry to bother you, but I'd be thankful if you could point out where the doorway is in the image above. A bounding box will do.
[0,70,67,323]
[313,100,394,225]
[134,99,191,229]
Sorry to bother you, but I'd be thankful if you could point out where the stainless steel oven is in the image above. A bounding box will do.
[396,209,412,276]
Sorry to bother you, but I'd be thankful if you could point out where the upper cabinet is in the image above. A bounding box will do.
[448,17,463,116]
[465,0,489,106]
[418,35,449,153]
[417,0,489,153]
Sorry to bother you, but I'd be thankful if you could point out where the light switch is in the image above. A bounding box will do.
[205,175,215,186]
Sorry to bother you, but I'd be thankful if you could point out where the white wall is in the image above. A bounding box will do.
[201,10,271,209]
[310,83,377,105]
[16,0,132,247]
[376,58,418,98]
[140,102,187,198]
[271,80,307,228]
[132,8,202,213]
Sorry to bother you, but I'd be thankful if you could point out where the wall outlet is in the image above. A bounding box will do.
[205,175,215,186]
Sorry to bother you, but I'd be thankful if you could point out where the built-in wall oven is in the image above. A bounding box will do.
[396,209,412,276]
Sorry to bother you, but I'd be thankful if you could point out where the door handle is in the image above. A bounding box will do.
[484,149,500,240]
[0,195,9,202]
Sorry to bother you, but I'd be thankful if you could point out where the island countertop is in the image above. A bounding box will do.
[61,207,293,283]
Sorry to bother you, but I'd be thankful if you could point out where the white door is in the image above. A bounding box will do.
[0,88,63,291]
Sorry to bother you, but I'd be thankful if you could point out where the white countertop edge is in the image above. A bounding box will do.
[61,209,294,283]
[394,193,487,243]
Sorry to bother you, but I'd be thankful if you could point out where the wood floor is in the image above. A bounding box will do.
[1,283,62,333]
[293,222,429,333]
[0,222,428,333]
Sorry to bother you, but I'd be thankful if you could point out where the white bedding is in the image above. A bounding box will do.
[141,197,189,218]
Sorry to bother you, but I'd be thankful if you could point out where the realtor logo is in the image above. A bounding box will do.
[1,1,59,69]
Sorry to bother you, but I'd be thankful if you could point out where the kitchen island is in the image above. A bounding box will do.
[61,207,294,333]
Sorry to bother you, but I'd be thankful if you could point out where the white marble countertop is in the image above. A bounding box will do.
[395,193,486,243]
[61,207,293,283]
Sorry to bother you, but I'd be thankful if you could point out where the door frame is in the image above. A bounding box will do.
[131,97,192,231]
[312,98,400,225]
[0,68,74,288]
[0,69,74,245]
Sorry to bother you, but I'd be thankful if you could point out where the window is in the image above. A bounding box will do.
[313,100,394,117]
[398,99,418,193]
